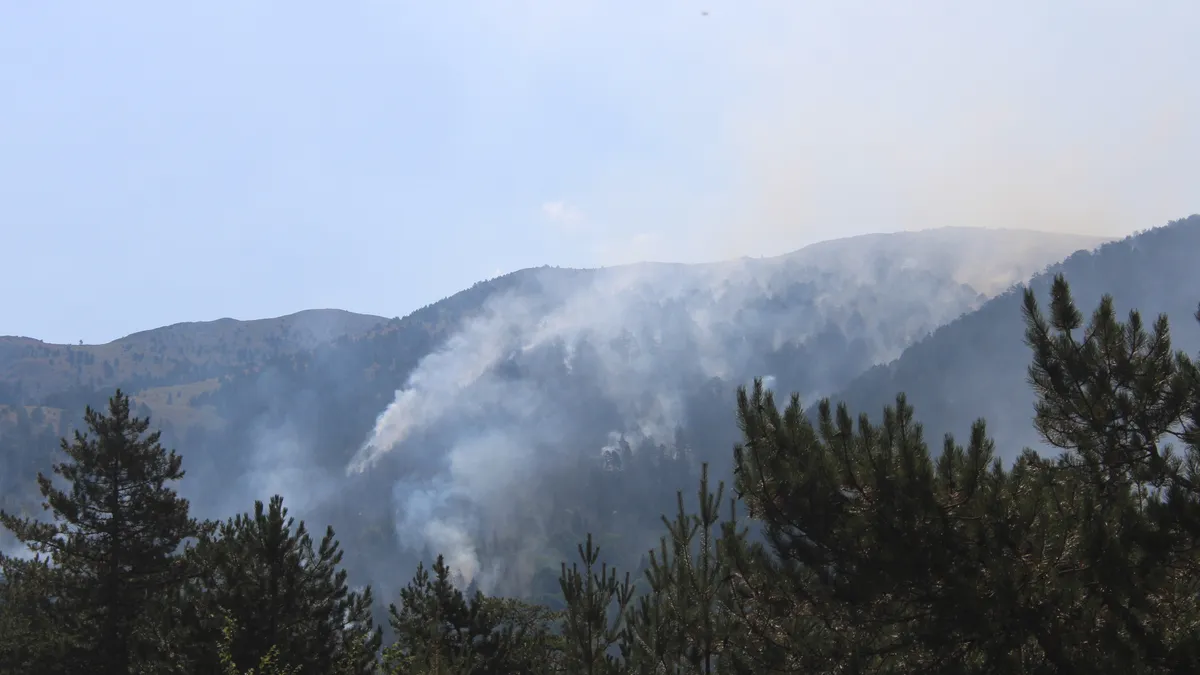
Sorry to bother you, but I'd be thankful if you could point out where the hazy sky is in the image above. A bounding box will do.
[2,1,1197,344]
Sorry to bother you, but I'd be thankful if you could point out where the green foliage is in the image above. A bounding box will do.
[183,495,382,675]
[0,555,71,674]
[4,271,1200,674]
[718,274,1200,672]
[1020,276,1200,670]
[831,214,1200,467]
[384,554,560,674]
[475,595,563,673]
[217,616,298,675]
[557,534,635,674]
[619,463,747,673]
[0,389,207,674]
[384,555,479,674]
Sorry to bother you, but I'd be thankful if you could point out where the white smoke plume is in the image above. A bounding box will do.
[348,264,728,589]
[344,241,1039,590]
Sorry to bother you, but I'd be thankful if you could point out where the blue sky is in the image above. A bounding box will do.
[2,1,1197,344]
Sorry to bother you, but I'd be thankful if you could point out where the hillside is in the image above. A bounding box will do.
[0,308,387,402]
[825,215,1200,461]
[0,226,1106,600]
[778,226,1111,295]
[0,228,1105,423]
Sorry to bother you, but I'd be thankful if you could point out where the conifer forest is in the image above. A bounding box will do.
[4,274,1199,674]
[6,2,1200,672]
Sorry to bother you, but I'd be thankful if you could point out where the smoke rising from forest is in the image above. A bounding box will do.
[4,1,1195,607]
[333,4,1199,592]
[222,3,1195,596]
[346,265,739,589]
[343,246,1031,589]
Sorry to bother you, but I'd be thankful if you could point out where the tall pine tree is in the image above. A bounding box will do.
[183,495,382,675]
[0,389,207,674]
[557,534,635,675]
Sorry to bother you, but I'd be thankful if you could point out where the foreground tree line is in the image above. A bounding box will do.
[2,275,1199,674]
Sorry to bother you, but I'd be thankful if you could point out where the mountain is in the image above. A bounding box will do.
[777,226,1111,295]
[825,215,1200,462]
[0,308,388,537]
[0,226,1106,598]
[0,308,387,400]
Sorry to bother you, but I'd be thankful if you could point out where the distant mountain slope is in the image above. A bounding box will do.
[161,226,1104,595]
[0,308,387,402]
[824,215,1200,461]
[0,227,1105,415]
[778,227,1111,295]
[190,225,1106,471]
[0,225,1109,598]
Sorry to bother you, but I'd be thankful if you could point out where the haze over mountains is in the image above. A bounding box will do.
[0,309,388,399]
[1,223,1128,597]
[5,211,1190,607]
[2,216,1195,675]
[832,216,1200,462]
[4,2,1199,668]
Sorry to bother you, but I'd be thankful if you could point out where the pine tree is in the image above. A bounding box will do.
[0,555,71,674]
[383,554,561,675]
[0,389,207,674]
[728,374,1125,671]
[339,584,386,675]
[183,495,382,675]
[557,534,635,675]
[384,555,478,674]
[1021,275,1200,670]
[718,274,1200,673]
[217,616,298,675]
[473,595,563,674]
[620,463,745,674]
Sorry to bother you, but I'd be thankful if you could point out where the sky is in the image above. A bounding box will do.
[1,1,1197,344]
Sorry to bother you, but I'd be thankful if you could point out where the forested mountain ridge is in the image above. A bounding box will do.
[826,214,1200,461]
[0,308,387,403]
[0,227,1104,424]
[0,226,1105,603]
[772,226,1110,295]
[6,266,1200,672]
[0,308,385,530]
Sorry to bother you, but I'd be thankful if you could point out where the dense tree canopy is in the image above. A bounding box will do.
[2,274,1200,673]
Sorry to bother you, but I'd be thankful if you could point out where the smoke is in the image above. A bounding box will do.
[348,265,723,589]
[235,418,339,518]
[355,7,1195,587]
[345,248,1015,590]
[6,0,1192,602]
[350,266,713,477]
[171,311,368,527]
